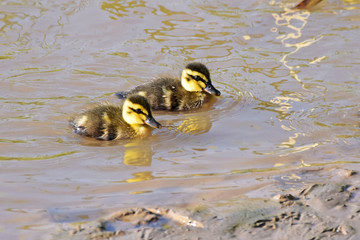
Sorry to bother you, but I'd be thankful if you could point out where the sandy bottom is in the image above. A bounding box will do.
[53,166,360,240]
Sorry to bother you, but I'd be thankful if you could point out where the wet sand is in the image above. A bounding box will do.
[55,165,360,239]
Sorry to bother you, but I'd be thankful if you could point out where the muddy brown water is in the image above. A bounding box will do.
[0,0,359,239]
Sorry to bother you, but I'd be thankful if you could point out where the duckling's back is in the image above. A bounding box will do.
[71,104,136,140]
[116,77,207,111]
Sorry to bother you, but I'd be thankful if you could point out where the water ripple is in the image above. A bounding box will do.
[0,151,79,161]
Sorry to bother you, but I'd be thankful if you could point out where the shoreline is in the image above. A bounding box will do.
[55,165,360,239]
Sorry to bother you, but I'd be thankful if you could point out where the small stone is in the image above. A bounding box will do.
[279,194,296,202]
[115,230,125,236]
[345,170,357,177]
[348,186,358,191]
[253,219,269,228]
[75,225,83,232]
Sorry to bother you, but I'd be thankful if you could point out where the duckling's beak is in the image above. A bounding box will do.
[203,82,221,96]
[145,115,162,129]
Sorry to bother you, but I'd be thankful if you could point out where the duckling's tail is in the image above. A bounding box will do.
[69,119,87,135]
[114,91,129,99]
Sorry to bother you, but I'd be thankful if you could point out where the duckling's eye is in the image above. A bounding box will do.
[194,75,202,81]
[130,107,144,115]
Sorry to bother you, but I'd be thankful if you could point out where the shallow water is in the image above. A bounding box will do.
[0,0,359,238]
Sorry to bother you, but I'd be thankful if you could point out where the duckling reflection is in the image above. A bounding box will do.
[123,142,154,183]
[126,171,154,183]
[176,114,212,135]
[115,62,221,111]
[123,142,153,166]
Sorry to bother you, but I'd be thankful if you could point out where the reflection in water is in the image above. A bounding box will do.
[177,115,212,135]
[272,7,324,87]
[126,171,154,183]
[0,1,84,57]
[0,151,78,161]
[101,0,147,19]
[123,141,153,166]
[262,5,328,155]
[123,141,154,183]
[0,8,33,48]
[280,173,301,181]
[278,141,321,157]
[102,0,233,61]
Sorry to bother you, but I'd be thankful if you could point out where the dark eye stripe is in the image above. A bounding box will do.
[130,107,146,115]
[189,74,207,84]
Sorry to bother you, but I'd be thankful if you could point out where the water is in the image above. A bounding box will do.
[1,0,359,238]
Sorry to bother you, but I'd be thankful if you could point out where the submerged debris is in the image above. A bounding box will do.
[60,207,203,239]
[146,208,204,228]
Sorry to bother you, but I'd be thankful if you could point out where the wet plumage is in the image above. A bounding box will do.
[115,62,221,111]
[70,95,161,140]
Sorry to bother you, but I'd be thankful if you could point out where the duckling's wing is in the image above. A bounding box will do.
[114,91,129,99]
[98,130,117,141]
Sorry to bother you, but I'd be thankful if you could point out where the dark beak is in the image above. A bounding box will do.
[145,115,162,129]
[203,82,221,96]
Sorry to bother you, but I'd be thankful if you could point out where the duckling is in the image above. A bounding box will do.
[115,62,221,111]
[70,95,161,140]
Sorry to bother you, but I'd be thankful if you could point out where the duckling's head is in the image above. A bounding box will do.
[181,62,221,96]
[123,95,162,128]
